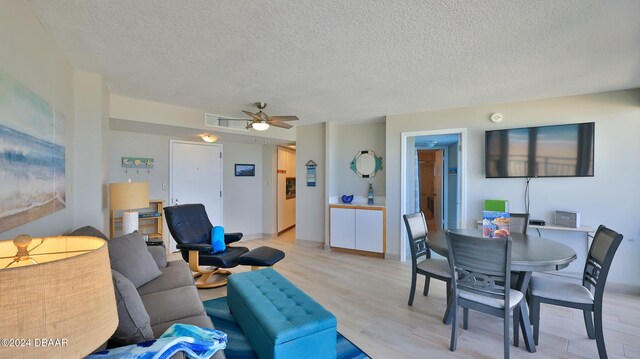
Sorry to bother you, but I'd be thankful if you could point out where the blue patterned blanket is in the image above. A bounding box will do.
[87,323,227,359]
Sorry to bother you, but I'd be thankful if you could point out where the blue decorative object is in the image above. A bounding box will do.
[211,226,226,253]
[341,195,354,204]
[86,323,227,359]
[204,297,370,359]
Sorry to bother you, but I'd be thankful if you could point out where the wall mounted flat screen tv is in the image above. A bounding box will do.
[485,122,594,178]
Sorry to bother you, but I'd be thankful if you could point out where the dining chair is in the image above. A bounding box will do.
[509,213,529,234]
[529,225,623,359]
[445,231,531,359]
[403,212,451,321]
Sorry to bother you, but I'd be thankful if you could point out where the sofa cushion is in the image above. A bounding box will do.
[109,232,162,288]
[137,260,195,296]
[68,225,109,240]
[147,244,168,268]
[141,285,207,326]
[111,269,155,346]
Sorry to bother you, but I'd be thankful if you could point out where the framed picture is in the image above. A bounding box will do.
[235,164,255,177]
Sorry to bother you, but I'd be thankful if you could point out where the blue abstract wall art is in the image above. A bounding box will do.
[0,70,66,232]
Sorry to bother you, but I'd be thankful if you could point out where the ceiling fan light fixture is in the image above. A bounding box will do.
[252,121,270,131]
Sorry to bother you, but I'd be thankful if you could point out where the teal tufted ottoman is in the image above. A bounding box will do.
[227,268,337,359]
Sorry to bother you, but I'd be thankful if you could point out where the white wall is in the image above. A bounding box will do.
[74,71,109,232]
[296,123,326,244]
[386,89,640,286]
[262,145,277,236]
[330,122,386,199]
[0,1,76,238]
[222,142,263,237]
[107,130,265,239]
[110,94,295,142]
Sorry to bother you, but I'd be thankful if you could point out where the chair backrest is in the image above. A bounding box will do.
[446,231,512,303]
[403,212,431,267]
[509,213,529,235]
[164,204,213,245]
[583,225,624,297]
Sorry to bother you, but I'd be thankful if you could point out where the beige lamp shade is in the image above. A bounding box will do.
[109,181,149,211]
[0,235,118,358]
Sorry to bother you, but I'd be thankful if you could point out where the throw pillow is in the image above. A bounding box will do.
[110,269,155,346]
[211,226,226,253]
[67,225,109,240]
[109,231,162,288]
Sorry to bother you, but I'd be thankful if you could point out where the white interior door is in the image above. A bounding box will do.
[169,140,223,252]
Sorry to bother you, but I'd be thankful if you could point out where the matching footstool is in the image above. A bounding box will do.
[228,268,337,359]
[239,246,285,270]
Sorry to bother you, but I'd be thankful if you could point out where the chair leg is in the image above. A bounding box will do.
[504,308,510,359]
[583,309,596,339]
[594,305,608,359]
[450,300,458,351]
[513,304,520,347]
[423,276,431,296]
[530,296,540,346]
[194,269,232,289]
[463,307,469,330]
[442,280,452,324]
[408,271,417,306]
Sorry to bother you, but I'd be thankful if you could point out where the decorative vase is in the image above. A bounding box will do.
[341,195,354,204]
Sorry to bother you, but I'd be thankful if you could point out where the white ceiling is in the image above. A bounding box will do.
[28,0,640,126]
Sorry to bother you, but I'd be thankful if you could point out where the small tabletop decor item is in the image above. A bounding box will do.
[341,194,354,204]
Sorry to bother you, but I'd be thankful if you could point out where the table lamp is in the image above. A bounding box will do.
[0,235,118,358]
[109,181,149,234]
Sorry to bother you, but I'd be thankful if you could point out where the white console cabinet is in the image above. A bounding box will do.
[329,204,385,258]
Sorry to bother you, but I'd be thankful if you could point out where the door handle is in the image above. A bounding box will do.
[174,198,179,205]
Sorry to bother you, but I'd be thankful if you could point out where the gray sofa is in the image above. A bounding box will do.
[69,226,224,359]
[138,248,225,359]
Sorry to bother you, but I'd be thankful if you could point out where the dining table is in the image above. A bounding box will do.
[428,229,578,353]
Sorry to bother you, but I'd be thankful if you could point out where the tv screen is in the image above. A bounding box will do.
[485,122,594,178]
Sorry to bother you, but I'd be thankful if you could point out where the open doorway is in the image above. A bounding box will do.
[400,129,467,262]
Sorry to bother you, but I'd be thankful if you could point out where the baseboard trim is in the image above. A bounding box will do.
[295,239,324,248]
[384,253,400,261]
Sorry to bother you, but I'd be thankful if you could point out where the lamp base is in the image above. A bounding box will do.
[122,211,139,234]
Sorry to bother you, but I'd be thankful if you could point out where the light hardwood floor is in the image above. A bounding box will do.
[179,230,640,358]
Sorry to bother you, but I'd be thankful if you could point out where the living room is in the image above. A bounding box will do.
[1,1,640,358]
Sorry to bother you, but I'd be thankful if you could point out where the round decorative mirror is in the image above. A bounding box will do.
[350,150,383,178]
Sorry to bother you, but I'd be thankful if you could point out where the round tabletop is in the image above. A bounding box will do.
[429,229,578,272]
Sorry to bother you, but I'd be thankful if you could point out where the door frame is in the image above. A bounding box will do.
[400,128,467,262]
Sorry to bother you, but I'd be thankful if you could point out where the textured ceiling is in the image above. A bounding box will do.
[28,0,640,126]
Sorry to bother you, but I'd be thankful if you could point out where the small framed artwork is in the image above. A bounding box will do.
[235,164,255,177]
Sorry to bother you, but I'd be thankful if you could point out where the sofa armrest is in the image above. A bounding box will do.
[147,245,168,268]
[224,232,243,245]
[176,243,213,252]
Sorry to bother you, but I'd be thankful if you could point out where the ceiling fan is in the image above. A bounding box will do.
[239,102,299,131]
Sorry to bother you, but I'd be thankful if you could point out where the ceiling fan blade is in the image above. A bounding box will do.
[242,110,262,121]
[268,120,293,129]
[268,115,298,122]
